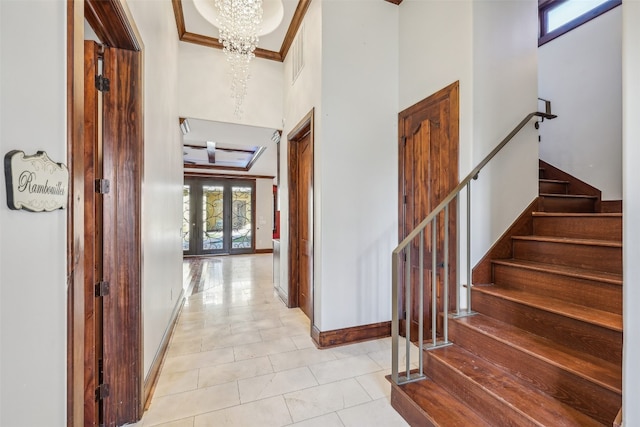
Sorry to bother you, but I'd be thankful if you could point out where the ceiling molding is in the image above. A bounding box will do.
[538,0,556,7]
[172,0,311,63]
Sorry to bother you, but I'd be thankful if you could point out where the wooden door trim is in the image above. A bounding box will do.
[287,109,314,326]
[67,1,85,425]
[67,1,143,425]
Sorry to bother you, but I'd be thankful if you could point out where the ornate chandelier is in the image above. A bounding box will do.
[214,0,263,116]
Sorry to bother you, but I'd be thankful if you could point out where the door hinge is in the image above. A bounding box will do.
[402,136,407,146]
[95,74,110,92]
[404,195,407,204]
[95,179,110,194]
[95,281,110,297]
[95,383,110,401]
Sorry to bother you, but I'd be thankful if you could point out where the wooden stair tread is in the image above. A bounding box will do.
[472,285,622,332]
[454,314,622,394]
[390,375,493,427]
[491,259,622,286]
[532,212,622,218]
[428,344,606,427]
[512,235,622,248]
[539,193,598,199]
[539,178,570,184]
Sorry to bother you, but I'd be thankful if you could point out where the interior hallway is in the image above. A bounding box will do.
[134,254,412,426]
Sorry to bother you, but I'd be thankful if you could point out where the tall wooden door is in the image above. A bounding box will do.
[288,110,314,321]
[399,82,459,338]
[297,133,313,317]
[83,41,143,426]
[83,40,101,427]
[101,45,143,426]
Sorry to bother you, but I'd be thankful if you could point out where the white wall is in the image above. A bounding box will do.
[399,0,473,176]
[280,0,323,301]
[538,7,622,200]
[126,0,185,378]
[0,1,67,425]
[314,0,399,331]
[623,1,640,423]
[178,42,284,129]
[470,0,539,265]
[399,0,538,273]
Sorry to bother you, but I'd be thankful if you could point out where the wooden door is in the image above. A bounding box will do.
[297,133,313,317]
[399,82,459,338]
[101,45,143,426]
[287,110,314,322]
[83,40,101,427]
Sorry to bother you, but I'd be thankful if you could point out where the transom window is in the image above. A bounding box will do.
[539,0,621,46]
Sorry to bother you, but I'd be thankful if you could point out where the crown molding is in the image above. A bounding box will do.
[172,0,312,63]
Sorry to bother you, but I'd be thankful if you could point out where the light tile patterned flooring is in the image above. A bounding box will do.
[134,254,411,427]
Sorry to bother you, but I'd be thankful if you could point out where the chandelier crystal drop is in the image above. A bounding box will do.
[214,0,264,116]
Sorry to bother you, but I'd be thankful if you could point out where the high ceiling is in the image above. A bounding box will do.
[171,0,311,62]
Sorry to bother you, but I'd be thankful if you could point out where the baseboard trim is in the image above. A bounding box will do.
[275,285,289,307]
[143,289,185,411]
[255,248,273,254]
[311,321,392,348]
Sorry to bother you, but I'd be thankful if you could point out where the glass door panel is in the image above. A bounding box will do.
[202,185,225,252]
[183,178,255,255]
[231,185,253,250]
[182,185,191,252]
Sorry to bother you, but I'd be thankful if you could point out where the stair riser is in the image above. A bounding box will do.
[391,379,493,427]
[512,240,622,274]
[539,181,568,194]
[425,352,540,427]
[449,320,621,425]
[471,289,622,364]
[492,263,622,314]
[533,216,622,241]
[390,387,438,427]
[538,196,596,213]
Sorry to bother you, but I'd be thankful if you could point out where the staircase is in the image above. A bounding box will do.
[391,161,623,426]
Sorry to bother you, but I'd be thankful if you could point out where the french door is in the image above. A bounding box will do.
[183,178,255,255]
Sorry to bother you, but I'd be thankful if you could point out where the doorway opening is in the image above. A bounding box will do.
[183,178,256,255]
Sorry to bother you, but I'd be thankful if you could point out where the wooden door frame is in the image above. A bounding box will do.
[287,109,314,325]
[397,81,459,336]
[67,1,142,425]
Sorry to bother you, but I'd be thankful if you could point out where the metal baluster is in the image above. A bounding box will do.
[444,204,449,343]
[431,217,437,345]
[456,192,461,315]
[405,245,411,380]
[467,182,472,313]
[419,229,424,375]
[391,254,399,383]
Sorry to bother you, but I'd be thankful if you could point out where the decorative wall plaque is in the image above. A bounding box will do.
[4,150,69,212]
